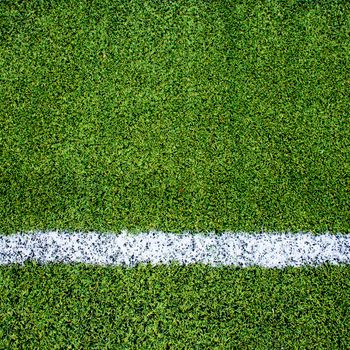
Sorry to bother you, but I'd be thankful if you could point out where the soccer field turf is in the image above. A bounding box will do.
[1,0,350,348]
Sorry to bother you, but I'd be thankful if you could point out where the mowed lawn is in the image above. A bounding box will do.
[1,0,350,348]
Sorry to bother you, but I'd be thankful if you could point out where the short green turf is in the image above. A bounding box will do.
[1,262,350,349]
[1,0,350,348]
[1,0,349,236]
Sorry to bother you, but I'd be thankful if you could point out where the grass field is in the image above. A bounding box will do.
[1,0,350,348]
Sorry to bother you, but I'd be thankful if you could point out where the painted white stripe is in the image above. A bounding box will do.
[0,230,349,268]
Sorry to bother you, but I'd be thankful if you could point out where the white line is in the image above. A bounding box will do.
[0,230,349,268]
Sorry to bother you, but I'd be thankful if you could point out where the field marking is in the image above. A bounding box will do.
[0,230,349,268]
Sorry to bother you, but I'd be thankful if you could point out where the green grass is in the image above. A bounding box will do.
[1,0,350,348]
[0,262,349,349]
[1,0,349,235]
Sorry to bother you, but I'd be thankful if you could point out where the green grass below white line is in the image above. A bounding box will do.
[1,258,349,349]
